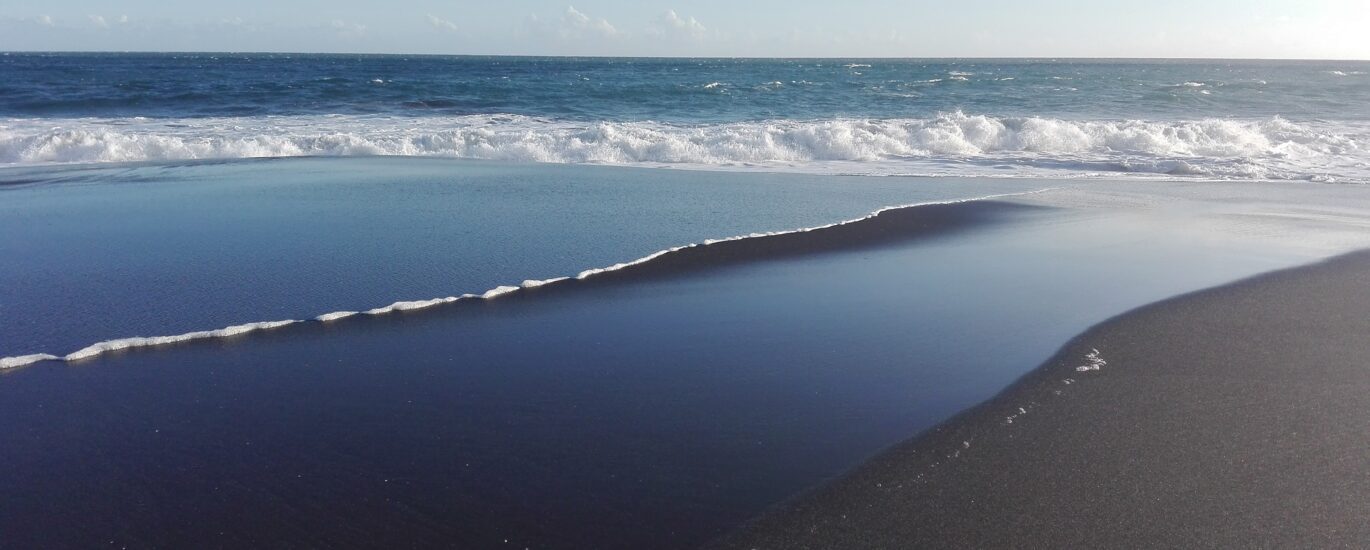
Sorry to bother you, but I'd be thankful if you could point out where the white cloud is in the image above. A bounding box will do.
[83,14,130,29]
[562,5,618,38]
[35,15,54,26]
[656,9,707,40]
[524,5,622,46]
[330,19,367,36]
[425,14,458,32]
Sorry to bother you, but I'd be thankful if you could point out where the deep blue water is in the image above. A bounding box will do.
[3,54,1368,180]
[4,54,1370,121]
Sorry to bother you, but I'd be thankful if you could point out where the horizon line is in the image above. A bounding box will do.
[3,50,1369,62]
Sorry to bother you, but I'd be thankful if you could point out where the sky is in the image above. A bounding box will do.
[1,0,1368,59]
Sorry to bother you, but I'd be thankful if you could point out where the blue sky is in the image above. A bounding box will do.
[1,0,1367,58]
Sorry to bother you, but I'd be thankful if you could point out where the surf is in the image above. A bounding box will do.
[2,112,1365,182]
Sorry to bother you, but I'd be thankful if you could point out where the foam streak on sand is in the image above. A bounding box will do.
[0,189,1052,369]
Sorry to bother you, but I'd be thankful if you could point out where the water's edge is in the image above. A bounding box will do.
[1,188,1054,370]
[707,248,1370,548]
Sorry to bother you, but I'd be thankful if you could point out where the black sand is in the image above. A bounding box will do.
[716,250,1370,549]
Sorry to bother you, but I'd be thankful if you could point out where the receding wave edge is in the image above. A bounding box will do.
[0,189,1053,370]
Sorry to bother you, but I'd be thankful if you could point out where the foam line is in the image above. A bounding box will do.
[2,112,1366,182]
[315,311,358,322]
[61,320,299,362]
[1,354,61,369]
[481,286,522,299]
[363,297,464,315]
[0,189,1053,370]
[520,277,570,288]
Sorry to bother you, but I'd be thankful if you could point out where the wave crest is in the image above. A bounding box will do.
[2,112,1365,181]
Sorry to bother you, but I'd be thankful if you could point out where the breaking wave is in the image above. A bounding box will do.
[2,112,1366,182]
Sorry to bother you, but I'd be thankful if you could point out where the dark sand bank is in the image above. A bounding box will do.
[716,250,1370,549]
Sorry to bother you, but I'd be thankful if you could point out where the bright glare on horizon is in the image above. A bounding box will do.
[1,0,1368,59]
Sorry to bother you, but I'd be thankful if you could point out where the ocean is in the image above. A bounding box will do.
[3,54,1370,548]
[3,54,1369,181]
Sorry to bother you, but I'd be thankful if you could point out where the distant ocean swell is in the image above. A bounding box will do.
[0,190,1050,370]
[2,112,1365,182]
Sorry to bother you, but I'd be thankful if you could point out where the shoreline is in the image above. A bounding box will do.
[2,193,1047,370]
[0,153,1345,187]
[714,249,1370,548]
[6,173,1367,547]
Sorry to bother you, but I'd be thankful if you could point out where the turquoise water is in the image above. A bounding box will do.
[3,54,1368,181]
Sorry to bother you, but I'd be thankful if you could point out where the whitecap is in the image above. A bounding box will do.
[0,112,1365,182]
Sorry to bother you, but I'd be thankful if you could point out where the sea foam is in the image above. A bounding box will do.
[2,112,1365,182]
[62,320,299,362]
[0,189,1052,369]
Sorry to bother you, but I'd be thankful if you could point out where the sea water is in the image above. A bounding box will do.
[2,54,1369,181]
[0,158,1048,361]
[3,54,1370,548]
[4,172,1368,548]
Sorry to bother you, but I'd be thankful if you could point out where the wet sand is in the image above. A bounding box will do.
[716,250,1370,549]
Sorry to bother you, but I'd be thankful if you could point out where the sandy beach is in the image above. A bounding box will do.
[716,249,1370,548]
[4,15,1370,548]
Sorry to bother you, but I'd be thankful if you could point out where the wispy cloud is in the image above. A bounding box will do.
[523,4,622,48]
[561,5,618,38]
[330,19,367,37]
[85,14,130,29]
[425,14,458,33]
[654,9,707,40]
